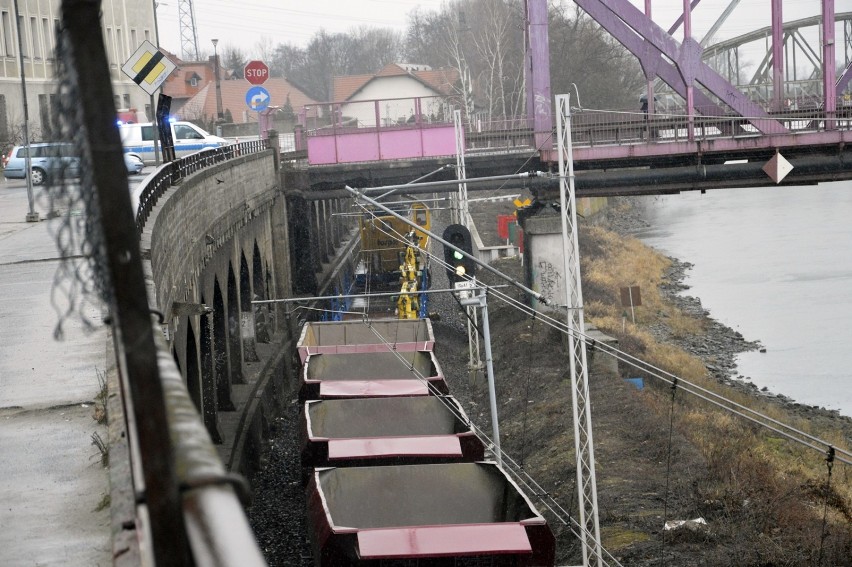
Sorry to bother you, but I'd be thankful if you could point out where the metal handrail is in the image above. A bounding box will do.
[134,139,269,232]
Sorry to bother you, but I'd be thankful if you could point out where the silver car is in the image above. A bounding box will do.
[3,143,144,184]
[2,143,80,185]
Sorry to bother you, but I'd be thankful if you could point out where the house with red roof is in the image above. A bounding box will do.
[161,50,316,130]
[331,63,460,128]
[179,77,317,125]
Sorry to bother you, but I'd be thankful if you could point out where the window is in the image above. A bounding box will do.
[123,94,130,108]
[130,29,137,49]
[30,17,41,59]
[175,124,203,140]
[190,76,198,87]
[1,12,12,56]
[42,18,51,58]
[105,27,113,64]
[141,125,155,141]
[17,16,27,57]
[144,29,150,42]
[116,28,124,62]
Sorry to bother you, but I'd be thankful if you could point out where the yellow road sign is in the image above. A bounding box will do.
[121,40,177,96]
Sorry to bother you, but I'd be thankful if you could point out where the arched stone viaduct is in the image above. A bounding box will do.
[135,149,356,475]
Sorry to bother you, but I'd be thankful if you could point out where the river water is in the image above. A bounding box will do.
[631,181,852,417]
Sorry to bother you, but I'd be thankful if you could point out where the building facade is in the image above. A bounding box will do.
[0,0,156,146]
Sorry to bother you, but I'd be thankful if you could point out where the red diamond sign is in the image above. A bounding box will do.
[244,60,269,85]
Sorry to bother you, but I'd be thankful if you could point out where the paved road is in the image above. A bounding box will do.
[0,171,147,566]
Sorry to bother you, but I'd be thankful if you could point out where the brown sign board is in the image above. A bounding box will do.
[620,286,642,307]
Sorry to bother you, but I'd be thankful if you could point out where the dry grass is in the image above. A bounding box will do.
[579,221,852,565]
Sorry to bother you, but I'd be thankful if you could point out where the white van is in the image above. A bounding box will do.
[119,121,227,164]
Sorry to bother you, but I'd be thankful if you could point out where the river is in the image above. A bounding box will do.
[631,181,852,417]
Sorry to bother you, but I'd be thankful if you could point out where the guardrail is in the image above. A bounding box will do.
[134,139,268,232]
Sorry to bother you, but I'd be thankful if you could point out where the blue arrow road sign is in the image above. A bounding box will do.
[245,86,271,112]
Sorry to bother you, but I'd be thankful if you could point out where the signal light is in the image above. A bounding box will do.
[442,224,476,284]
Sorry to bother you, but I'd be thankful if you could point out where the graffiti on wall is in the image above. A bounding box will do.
[535,260,562,304]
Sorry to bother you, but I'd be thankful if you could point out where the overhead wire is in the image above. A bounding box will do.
[343,199,625,565]
[324,194,852,469]
[306,187,849,565]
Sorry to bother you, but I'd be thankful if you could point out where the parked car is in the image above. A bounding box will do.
[2,143,80,185]
[2,143,144,184]
[124,154,144,175]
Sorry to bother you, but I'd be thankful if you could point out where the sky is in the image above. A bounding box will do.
[154,0,846,61]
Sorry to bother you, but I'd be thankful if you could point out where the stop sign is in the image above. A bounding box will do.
[244,60,269,85]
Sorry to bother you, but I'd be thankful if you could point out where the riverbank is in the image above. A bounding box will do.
[438,194,852,565]
[607,196,852,426]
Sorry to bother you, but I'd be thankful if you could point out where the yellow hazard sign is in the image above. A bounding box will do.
[513,198,531,208]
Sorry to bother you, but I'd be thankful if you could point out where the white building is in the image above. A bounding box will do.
[0,0,156,146]
[332,63,459,128]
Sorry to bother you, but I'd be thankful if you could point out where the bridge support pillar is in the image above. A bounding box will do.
[313,201,329,266]
[517,207,565,313]
[322,200,335,259]
[288,194,319,295]
[271,196,294,330]
[330,199,343,249]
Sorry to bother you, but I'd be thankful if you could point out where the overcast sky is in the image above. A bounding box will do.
[154,1,845,61]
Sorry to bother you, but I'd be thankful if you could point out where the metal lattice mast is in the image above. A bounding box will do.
[453,109,483,373]
[555,94,602,567]
[178,0,199,61]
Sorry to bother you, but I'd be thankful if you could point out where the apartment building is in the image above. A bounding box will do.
[0,0,156,145]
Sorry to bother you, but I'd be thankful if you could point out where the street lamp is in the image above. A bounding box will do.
[211,39,224,125]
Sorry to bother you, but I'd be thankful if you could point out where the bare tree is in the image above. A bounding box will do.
[548,2,644,110]
[254,36,275,63]
[267,28,403,102]
[467,0,525,120]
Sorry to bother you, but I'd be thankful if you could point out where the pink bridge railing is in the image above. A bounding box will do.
[299,96,538,165]
[299,96,852,166]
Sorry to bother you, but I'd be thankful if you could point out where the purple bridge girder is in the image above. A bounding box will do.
[573,0,787,136]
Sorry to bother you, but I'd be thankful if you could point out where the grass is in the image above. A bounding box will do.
[91,432,109,468]
[93,368,107,425]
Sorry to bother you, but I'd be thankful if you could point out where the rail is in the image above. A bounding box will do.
[134,139,268,232]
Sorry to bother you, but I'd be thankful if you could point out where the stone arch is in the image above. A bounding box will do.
[227,263,247,384]
[252,241,270,343]
[183,324,201,412]
[198,296,222,443]
[213,279,235,411]
[239,253,259,361]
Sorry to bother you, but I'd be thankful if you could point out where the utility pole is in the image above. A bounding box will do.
[14,0,38,223]
[212,39,224,125]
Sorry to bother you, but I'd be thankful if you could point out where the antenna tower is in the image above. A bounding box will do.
[178,0,200,60]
